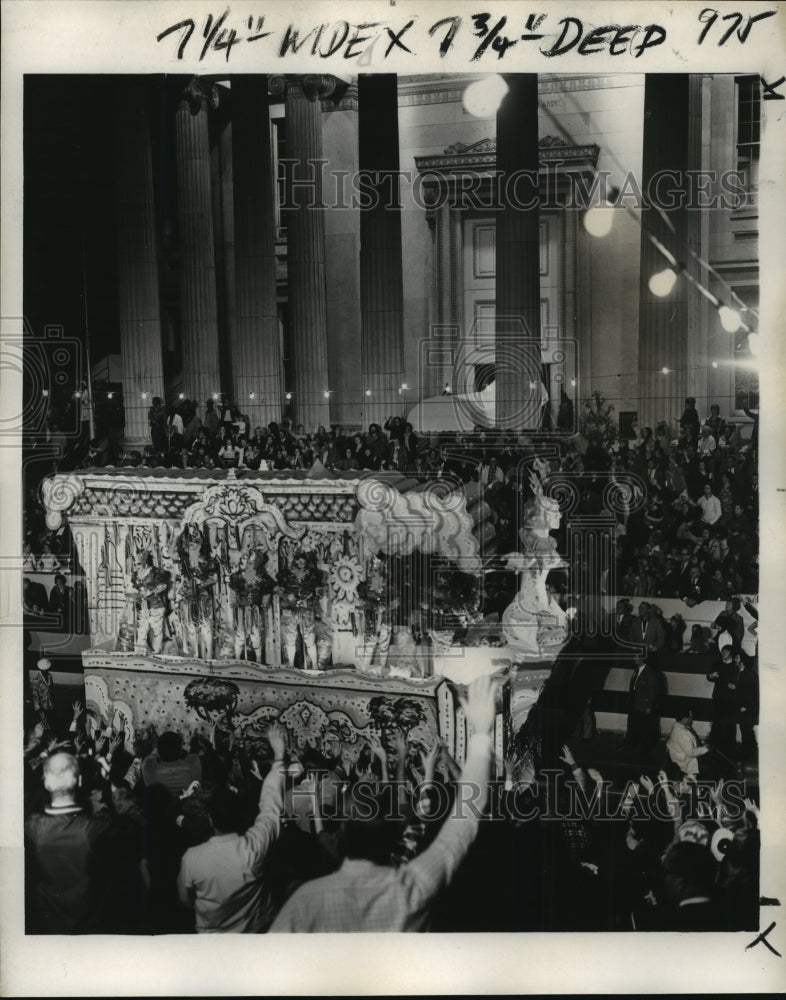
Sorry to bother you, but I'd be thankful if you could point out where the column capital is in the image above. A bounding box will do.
[178,76,220,115]
[269,73,338,102]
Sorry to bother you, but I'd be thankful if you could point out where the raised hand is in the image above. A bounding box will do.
[266,721,287,761]
[420,741,441,784]
[71,700,84,720]
[459,674,499,737]
[390,728,408,759]
[639,774,655,794]
[366,732,387,761]
[558,743,576,767]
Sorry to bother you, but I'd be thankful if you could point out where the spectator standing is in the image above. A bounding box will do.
[735,652,758,760]
[629,601,665,653]
[695,483,722,527]
[25,752,112,933]
[624,653,662,759]
[706,645,739,761]
[270,676,499,932]
[679,397,701,444]
[30,657,56,731]
[666,708,712,780]
[177,723,288,932]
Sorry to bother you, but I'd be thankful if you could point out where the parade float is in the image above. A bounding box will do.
[41,464,573,770]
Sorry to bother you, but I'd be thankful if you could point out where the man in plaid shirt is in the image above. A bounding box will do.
[269,675,499,932]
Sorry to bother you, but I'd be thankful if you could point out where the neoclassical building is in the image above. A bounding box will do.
[24,72,760,441]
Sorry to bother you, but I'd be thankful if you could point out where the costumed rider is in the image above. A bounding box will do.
[129,543,172,654]
[501,468,572,658]
[357,553,398,674]
[228,544,278,662]
[177,523,220,659]
[279,550,323,670]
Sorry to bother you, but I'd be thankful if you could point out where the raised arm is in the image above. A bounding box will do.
[404,675,498,904]
[241,722,288,872]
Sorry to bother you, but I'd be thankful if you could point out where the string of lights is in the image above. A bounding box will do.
[533,81,760,347]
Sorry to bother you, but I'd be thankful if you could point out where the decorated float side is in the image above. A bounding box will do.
[42,465,574,767]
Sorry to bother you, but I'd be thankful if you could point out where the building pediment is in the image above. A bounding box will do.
[415,135,599,174]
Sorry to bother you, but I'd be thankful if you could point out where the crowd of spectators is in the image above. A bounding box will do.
[23,668,759,935]
[22,393,758,642]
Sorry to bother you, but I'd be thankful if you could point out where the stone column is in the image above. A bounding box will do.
[174,77,222,413]
[358,74,405,427]
[269,74,334,432]
[686,75,712,421]
[231,76,282,430]
[495,74,542,430]
[115,79,165,443]
[637,75,691,429]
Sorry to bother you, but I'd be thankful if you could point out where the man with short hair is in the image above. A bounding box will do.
[142,731,201,797]
[696,483,722,526]
[624,653,663,758]
[25,752,112,933]
[177,723,288,932]
[661,841,724,930]
[629,601,665,653]
[270,675,499,932]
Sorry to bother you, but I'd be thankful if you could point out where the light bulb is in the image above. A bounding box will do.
[401,383,408,391]
[178,392,185,399]
[323,390,330,399]
[107,392,114,399]
[583,203,615,238]
[212,392,219,400]
[661,367,670,375]
[462,75,509,118]
[570,379,576,387]
[648,268,678,297]
[718,305,742,333]
[141,391,148,399]
[285,392,292,401]
[42,389,49,397]
[711,361,719,369]
[747,333,760,357]
[365,389,372,396]
[248,392,255,399]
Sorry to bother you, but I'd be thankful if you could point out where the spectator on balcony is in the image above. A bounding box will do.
[697,425,717,464]
[615,598,634,641]
[704,404,724,441]
[629,601,665,653]
[695,483,722,527]
[712,598,745,654]
[681,565,709,607]
[679,397,701,444]
[47,572,72,624]
[477,455,504,492]
[203,398,221,438]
